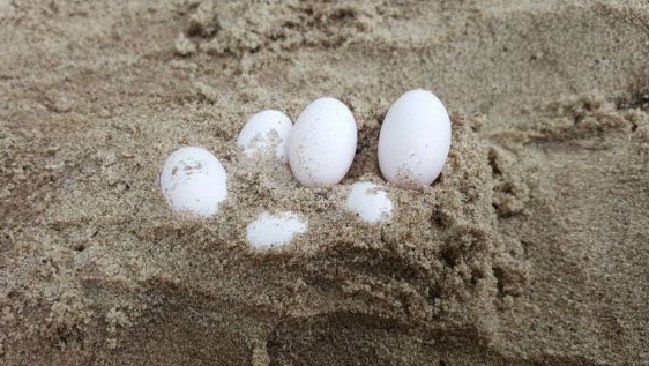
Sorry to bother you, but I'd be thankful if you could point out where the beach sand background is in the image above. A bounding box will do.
[1,0,648,364]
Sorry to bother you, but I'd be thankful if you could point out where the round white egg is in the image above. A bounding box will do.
[160,147,227,217]
[378,89,451,188]
[345,181,392,224]
[237,110,293,162]
[246,211,308,248]
[288,97,358,186]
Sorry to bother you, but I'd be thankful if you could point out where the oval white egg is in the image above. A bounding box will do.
[345,181,392,224]
[246,211,308,248]
[237,110,293,162]
[160,147,227,217]
[378,89,451,188]
[288,97,358,186]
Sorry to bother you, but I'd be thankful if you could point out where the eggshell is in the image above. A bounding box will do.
[160,147,227,217]
[345,181,392,223]
[378,89,451,188]
[288,97,358,186]
[246,211,308,248]
[237,110,293,162]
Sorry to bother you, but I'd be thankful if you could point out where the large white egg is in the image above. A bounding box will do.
[237,110,293,162]
[378,89,451,188]
[160,147,227,217]
[345,181,392,224]
[246,211,308,248]
[288,97,358,186]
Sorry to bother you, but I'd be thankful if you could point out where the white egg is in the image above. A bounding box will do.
[160,147,227,217]
[237,110,293,162]
[345,181,392,224]
[378,89,451,188]
[246,211,308,248]
[288,97,358,186]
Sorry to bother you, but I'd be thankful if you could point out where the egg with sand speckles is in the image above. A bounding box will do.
[289,97,358,186]
[378,89,451,188]
[345,181,392,224]
[237,110,293,162]
[160,147,227,218]
[246,211,308,249]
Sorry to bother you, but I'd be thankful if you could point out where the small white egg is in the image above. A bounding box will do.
[160,147,227,217]
[288,97,358,186]
[237,110,293,162]
[246,211,308,248]
[378,89,451,188]
[345,181,392,224]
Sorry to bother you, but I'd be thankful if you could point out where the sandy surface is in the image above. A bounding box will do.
[1,0,648,365]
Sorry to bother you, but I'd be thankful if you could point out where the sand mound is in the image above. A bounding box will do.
[1,0,648,364]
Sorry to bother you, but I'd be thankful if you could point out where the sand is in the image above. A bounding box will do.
[1,0,648,365]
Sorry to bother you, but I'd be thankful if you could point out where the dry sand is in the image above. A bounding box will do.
[1,0,648,365]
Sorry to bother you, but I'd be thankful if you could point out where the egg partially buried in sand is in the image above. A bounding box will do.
[345,181,392,224]
[160,147,227,218]
[288,97,358,186]
[237,110,293,162]
[246,211,308,248]
[378,89,451,188]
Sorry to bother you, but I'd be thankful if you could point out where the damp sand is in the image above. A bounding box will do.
[1,1,648,364]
